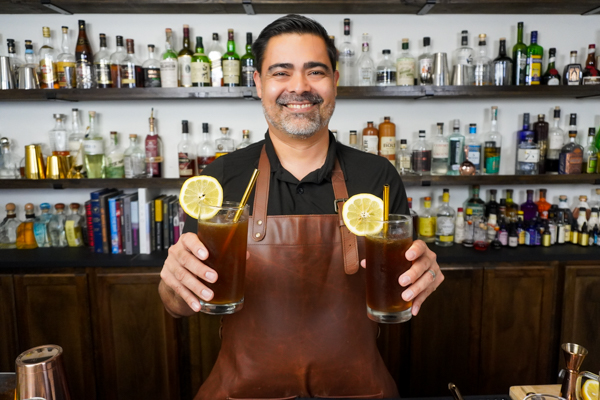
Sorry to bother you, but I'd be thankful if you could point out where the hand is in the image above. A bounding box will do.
[360,239,444,316]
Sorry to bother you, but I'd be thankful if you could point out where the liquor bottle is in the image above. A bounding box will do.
[454,207,465,244]
[435,189,455,247]
[396,139,412,175]
[215,127,235,158]
[241,33,256,87]
[542,48,561,85]
[418,37,433,85]
[556,210,566,244]
[485,189,499,217]
[48,203,67,248]
[572,195,591,221]
[486,213,498,242]
[49,113,69,156]
[33,203,52,247]
[558,195,573,242]
[237,130,252,150]
[482,106,502,175]
[39,27,59,89]
[582,44,600,84]
[559,114,583,175]
[362,121,378,155]
[571,223,580,245]
[0,203,21,249]
[520,190,539,221]
[431,123,448,175]
[536,189,551,219]
[407,197,419,239]
[208,33,224,87]
[123,134,146,178]
[396,38,415,86]
[94,33,112,88]
[178,25,194,87]
[498,198,507,221]
[22,40,36,68]
[525,31,543,85]
[348,131,360,150]
[145,108,163,178]
[0,138,19,179]
[447,119,465,175]
[178,120,196,177]
[191,36,211,87]
[109,36,127,88]
[579,222,589,247]
[499,220,509,246]
[473,34,492,86]
[588,207,599,230]
[453,30,474,84]
[105,131,125,178]
[197,123,216,171]
[56,26,76,89]
[376,50,396,86]
[75,21,95,89]
[160,29,178,88]
[533,114,549,174]
[512,22,527,86]
[517,113,535,146]
[222,29,240,87]
[411,130,432,175]
[464,123,481,174]
[6,39,24,88]
[463,208,474,247]
[464,185,485,217]
[16,203,38,249]
[338,18,357,87]
[142,44,161,88]
[68,108,85,168]
[575,207,588,230]
[65,203,85,247]
[120,39,144,88]
[83,111,106,178]
[492,38,513,86]
[596,130,600,174]
[418,196,435,243]
[545,107,564,174]
[583,128,598,173]
[378,117,396,164]
[516,131,540,175]
[563,51,582,85]
[508,222,518,248]
[357,34,375,86]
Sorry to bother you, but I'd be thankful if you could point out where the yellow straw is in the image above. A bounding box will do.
[383,184,390,236]
[234,169,259,222]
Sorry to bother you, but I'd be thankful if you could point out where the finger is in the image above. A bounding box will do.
[410,271,445,316]
[401,265,439,302]
[180,232,209,260]
[405,239,427,261]
[161,264,214,311]
[399,243,436,286]
[360,259,366,268]
[170,243,218,283]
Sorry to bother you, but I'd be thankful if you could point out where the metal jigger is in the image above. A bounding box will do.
[559,343,588,400]
[0,56,15,89]
[46,156,65,179]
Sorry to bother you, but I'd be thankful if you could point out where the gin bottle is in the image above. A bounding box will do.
[356,34,375,86]
[123,134,146,178]
[0,203,21,249]
[197,123,216,171]
[418,196,435,243]
[482,106,502,175]
[65,203,85,247]
[338,19,357,86]
[178,120,196,177]
[431,122,448,175]
[215,127,235,158]
[435,188,455,247]
[464,185,485,217]
[448,119,465,175]
[516,132,540,175]
[473,34,492,86]
[33,203,52,247]
[49,113,69,156]
[464,123,481,174]
[396,38,415,86]
[106,131,125,178]
[453,30,474,84]
[16,203,38,250]
[83,111,106,178]
[48,203,68,248]
[237,130,252,150]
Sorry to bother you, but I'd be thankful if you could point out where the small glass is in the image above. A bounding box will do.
[197,201,249,315]
[365,215,413,323]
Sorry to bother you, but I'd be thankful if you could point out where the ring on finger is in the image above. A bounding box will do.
[427,269,436,281]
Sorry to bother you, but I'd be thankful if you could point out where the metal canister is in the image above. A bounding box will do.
[24,145,40,179]
[16,345,71,400]
[34,144,46,179]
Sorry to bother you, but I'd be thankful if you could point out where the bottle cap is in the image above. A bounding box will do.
[70,203,80,210]
[458,207,464,211]
[425,196,431,201]
[55,203,65,210]
[129,133,137,138]
[589,127,595,135]
[419,130,425,137]
[25,203,34,212]
[382,49,391,54]
[42,27,51,37]
[423,37,430,46]
[40,203,50,210]
[182,120,189,133]
[400,139,407,144]
[202,123,209,132]
[5,203,15,212]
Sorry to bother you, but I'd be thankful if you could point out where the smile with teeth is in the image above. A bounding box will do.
[285,103,314,109]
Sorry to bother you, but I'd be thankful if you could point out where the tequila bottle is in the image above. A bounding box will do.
[395,139,412,175]
[142,44,161,88]
[222,29,241,87]
[516,132,540,175]
[178,25,194,87]
[197,123,216,171]
[106,131,125,178]
[431,123,448,175]
[208,33,224,87]
[338,18,357,86]
[411,130,432,175]
[39,26,59,89]
[178,120,196,177]
[145,108,163,178]
[215,127,235,158]
[192,36,211,87]
[418,196,435,243]
[237,130,252,150]
[435,188,455,247]
[49,113,69,156]
[396,38,415,86]
[83,111,106,178]
[56,26,76,89]
[123,134,146,178]
[160,29,179,88]
[482,106,502,174]
[447,119,465,175]
[545,107,564,174]
[48,203,67,247]
[33,203,52,247]
[0,138,20,179]
[473,34,492,86]
[65,203,85,247]
[357,34,375,86]
[583,128,598,173]
[16,203,38,249]
[0,203,21,249]
[94,33,112,88]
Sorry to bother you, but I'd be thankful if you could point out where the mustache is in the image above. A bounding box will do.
[276,92,324,105]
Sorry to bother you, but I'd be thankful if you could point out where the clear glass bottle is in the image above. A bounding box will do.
[0,203,21,249]
[516,132,540,175]
[454,207,465,244]
[563,51,583,86]
[6,39,24,88]
[473,33,492,86]
[49,113,69,156]
[559,114,583,175]
[94,33,112,88]
[145,108,163,178]
[237,130,252,150]
[197,123,216,171]
[493,38,513,86]
[338,18,357,87]
[215,127,235,158]
[48,203,67,248]
[178,120,196,177]
[39,26,59,89]
[545,107,564,174]
[464,123,481,174]
[431,122,448,175]
[0,138,20,179]
[208,33,224,87]
[56,26,76,89]
[464,185,486,217]
[396,38,415,86]
[418,196,435,243]
[68,108,85,168]
[178,25,194,88]
[396,139,412,175]
[109,36,127,88]
[106,131,125,178]
[120,39,143,88]
[435,188,455,247]
[348,130,360,150]
[448,119,465,175]
[160,29,179,88]
[123,134,146,179]
[142,44,161,88]
[453,30,474,84]
[65,203,85,247]
[583,127,598,173]
[356,34,375,86]
[411,130,432,175]
[482,106,502,175]
[33,203,52,248]
[221,28,240,87]
[83,111,106,179]
[463,208,474,247]
[418,37,433,85]
[376,50,396,86]
[16,203,37,250]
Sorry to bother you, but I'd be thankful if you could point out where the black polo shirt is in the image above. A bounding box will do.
[183,131,409,233]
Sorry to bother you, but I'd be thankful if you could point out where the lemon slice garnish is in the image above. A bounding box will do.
[341,193,384,236]
[179,176,224,220]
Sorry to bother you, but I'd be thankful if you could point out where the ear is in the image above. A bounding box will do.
[253,70,262,99]
[333,69,339,96]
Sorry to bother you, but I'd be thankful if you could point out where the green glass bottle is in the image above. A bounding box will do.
[178,24,194,87]
[595,127,600,173]
[191,36,211,87]
[222,29,240,87]
[160,28,179,88]
[512,22,527,86]
[525,31,543,86]
[241,32,256,87]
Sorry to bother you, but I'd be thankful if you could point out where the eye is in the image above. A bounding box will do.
[273,71,289,77]
[309,70,325,76]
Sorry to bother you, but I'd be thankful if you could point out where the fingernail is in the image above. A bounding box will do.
[201,289,212,300]
[406,251,416,260]
[412,304,420,316]
[205,271,217,282]
[198,248,207,259]
[191,302,200,312]
[400,275,411,286]
[403,289,414,301]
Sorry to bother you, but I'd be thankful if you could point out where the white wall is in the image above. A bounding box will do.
[1,13,600,218]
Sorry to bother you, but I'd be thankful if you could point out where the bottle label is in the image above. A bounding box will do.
[83,139,104,155]
[484,154,500,174]
[433,142,449,158]
[379,136,396,157]
[108,154,124,169]
[586,155,598,173]
[179,55,192,86]
[120,64,136,85]
[209,54,223,86]
[517,148,540,163]
[242,65,256,87]
[548,134,564,150]
[467,145,481,166]
[547,76,560,85]
[192,61,211,84]
[145,136,163,177]
[363,136,379,155]
[40,59,58,87]
[399,155,411,170]
[526,55,542,85]
[33,223,48,245]
[508,236,518,247]
[178,152,194,176]
[437,216,455,237]
[419,217,435,237]
[454,223,465,243]
[144,68,161,87]
[449,138,463,169]
[223,60,240,85]
[95,62,112,86]
[412,150,432,173]
[124,157,133,178]
[358,67,374,86]
[65,220,83,247]
[559,149,583,174]
[567,66,581,85]
[396,59,415,86]
[57,61,76,88]
[376,70,396,85]
[160,59,178,87]
[418,58,433,83]
[68,139,84,165]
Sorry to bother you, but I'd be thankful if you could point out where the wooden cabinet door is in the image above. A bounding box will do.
[91,268,179,400]
[561,264,600,374]
[13,272,95,400]
[479,263,557,394]
[0,275,17,372]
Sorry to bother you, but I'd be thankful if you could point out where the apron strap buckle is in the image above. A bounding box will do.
[334,198,348,213]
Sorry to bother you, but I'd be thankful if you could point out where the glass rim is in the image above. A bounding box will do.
[376,214,412,223]
[198,200,249,211]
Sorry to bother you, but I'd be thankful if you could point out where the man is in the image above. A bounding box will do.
[159,14,444,399]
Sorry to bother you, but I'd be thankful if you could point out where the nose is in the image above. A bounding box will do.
[286,71,311,95]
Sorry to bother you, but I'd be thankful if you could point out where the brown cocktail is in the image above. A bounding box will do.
[365,215,413,323]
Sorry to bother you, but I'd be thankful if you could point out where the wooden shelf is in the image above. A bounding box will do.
[0,178,187,189]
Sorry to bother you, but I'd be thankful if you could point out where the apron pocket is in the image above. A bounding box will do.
[228,397,297,400]
[316,393,383,399]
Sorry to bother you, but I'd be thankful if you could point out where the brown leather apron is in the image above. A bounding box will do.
[194,147,399,400]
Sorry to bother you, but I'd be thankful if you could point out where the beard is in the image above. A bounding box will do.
[262,91,335,139]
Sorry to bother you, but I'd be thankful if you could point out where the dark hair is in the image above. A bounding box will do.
[252,14,338,74]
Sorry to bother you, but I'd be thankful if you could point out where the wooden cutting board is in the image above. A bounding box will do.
[510,384,561,400]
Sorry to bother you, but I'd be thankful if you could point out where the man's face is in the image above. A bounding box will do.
[254,33,338,140]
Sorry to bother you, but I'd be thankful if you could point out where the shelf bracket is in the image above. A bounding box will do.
[41,0,73,15]
[421,180,431,187]
[582,5,600,15]
[417,0,436,15]
[242,0,256,15]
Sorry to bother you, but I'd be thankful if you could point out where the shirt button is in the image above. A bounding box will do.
[297,187,304,194]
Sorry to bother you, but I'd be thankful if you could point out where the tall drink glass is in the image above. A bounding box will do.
[197,201,249,315]
[365,215,413,323]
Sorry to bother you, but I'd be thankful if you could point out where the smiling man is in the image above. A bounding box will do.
[159,14,444,399]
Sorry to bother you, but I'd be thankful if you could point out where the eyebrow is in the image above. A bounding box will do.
[267,61,332,73]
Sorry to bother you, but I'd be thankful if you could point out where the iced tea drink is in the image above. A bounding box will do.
[197,201,249,315]
[365,215,413,323]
